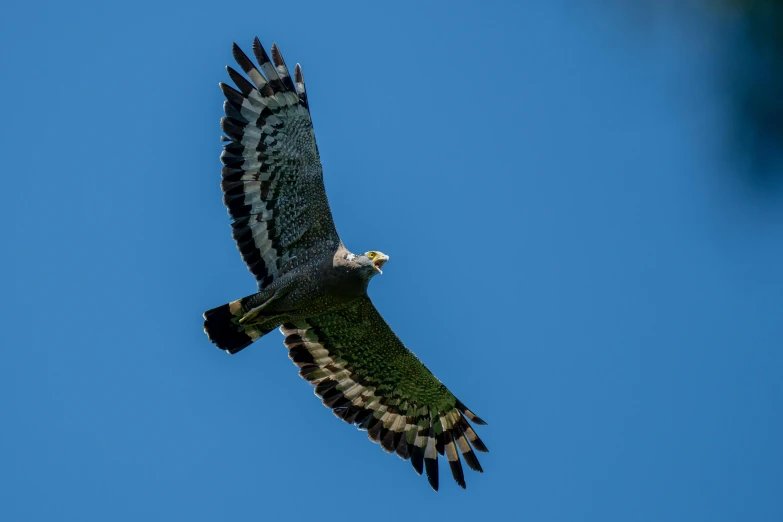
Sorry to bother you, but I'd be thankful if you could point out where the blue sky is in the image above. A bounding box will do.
[2,1,782,520]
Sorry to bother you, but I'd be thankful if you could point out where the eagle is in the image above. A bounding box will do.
[203,38,488,491]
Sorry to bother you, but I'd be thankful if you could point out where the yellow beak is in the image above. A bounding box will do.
[373,253,389,274]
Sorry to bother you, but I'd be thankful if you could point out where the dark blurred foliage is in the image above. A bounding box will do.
[721,0,783,188]
[612,0,783,191]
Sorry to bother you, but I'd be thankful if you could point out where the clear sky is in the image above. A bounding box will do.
[2,1,782,521]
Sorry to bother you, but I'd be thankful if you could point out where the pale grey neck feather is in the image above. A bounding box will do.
[333,246,375,280]
[334,245,357,268]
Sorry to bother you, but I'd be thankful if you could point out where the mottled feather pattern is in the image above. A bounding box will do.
[220,39,339,289]
[281,296,488,490]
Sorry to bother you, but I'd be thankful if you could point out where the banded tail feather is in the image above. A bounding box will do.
[203,296,274,354]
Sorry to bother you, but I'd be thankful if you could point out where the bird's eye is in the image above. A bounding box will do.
[367,252,375,259]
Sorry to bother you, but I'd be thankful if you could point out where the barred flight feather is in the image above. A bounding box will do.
[280,296,488,491]
[293,63,308,107]
[219,38,339,290]
[270,43,297,93]
[252,37,287,93]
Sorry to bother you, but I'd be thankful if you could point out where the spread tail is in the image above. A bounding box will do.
[203,296,275,354]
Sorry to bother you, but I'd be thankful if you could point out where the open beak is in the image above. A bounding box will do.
[373,253,389,274]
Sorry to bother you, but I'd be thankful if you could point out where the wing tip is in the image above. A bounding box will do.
[424,457,439,491]
[456,399,488,425]
[450,461,466,489]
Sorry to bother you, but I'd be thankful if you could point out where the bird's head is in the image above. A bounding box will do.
[352,250,389,278]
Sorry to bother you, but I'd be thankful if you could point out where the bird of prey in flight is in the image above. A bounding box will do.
[203,37,488,490]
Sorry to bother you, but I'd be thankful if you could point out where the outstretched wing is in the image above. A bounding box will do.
[219,38,340,289]
[280,297,488,490]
